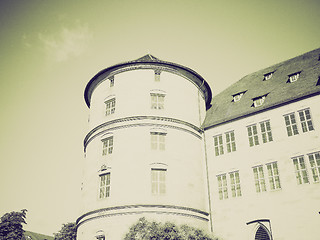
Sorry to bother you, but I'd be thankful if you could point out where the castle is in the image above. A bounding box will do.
[76,48,320,240]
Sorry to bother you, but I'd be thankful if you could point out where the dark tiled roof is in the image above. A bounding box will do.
[84,54,212,109]
[203,48,320,129]
[24,231,54,240]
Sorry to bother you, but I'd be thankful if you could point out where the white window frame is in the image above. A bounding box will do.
[253,96,266,107]
[213,134,224,156]
[99,172,111,199]
[247,124,259,147]
[109,76,114,87]
[151,168,166,195]
[154,69,161,82]
[217,174,228,200]
[150,132,166,150]
[102,136,113,156]
[298,108,314,133]
[229,171,242,197]
[264,72,273,80]
[284,113,299,136]
[253,165,267,193]
[233,93,244,102]
[292,156,309,185]
[308,152,320,183]
[105,98,116,116]
[260,120,273,143]
[288,72,300,83]
[225,131,236,153]
[150,93,165,109]
[266,162,281,190]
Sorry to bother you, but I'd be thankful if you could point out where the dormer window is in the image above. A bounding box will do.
[264,72,273,81]
[252,95,267,107]
[232,91,246,102]
[288,72,301,83]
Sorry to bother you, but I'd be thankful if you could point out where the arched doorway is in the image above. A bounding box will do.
[255,225,270,240]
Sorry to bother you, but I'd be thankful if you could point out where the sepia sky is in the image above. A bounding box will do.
[0,0,319,236]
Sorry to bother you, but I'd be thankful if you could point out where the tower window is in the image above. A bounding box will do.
[109,76,114,87]
[105,98,116,115]
[154,69,161,81]
[308,152,320,183]
[99,173,111,199]
[151,93,165,109]
[284,113,299,136]
[253,166,266,193]
[288,72,300,83]
[102,136,113,155]
[264,72,273,80]
[151,169,166,195]
[292,156,309,184]
[213,134,224,156]
[266,162,281,190]
[247,124,259,147]
[217,174,228,200]
[229,171,242,197]
[151,132,166,150]
[298,108,314,132]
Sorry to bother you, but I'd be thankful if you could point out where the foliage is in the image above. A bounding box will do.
[124,217,218,240]
[54,222,77,240]
[0,209,27,240]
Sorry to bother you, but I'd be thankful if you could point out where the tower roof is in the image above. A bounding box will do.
[203,48,320,129]
[84,54,212,109]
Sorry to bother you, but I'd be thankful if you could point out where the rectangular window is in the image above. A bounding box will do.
[298,108,314,132]
[154,70,161,81]
[151,93,165,109]
[266,162,281,190]
[292,156,309,184]
[99,173,111,199]
[284,113,299,136]
[229,171,242,197]
[260,120,273,143]
[151,132,166,150]
[109,76,114,87]
[151,169,166,195]
[213,135,224,156]
[308,152,320,183]
[217,174,228,200]
[105,98,116,116]
[247,124,259,147]
[102,137,113,155]
[225,131,236,153]
[253,166,266,193]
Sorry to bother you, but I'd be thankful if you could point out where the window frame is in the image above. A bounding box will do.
[150,131,166,151]
[260,120,273,143]
[151,168,166,195]
[225,131,236,153]
[99,172,111,199]
[266,162,281,190]
[263,72,273,81]
[288,72,300,83]
[253,165,267,193]
[307,152,320,183]
[213,134,224,156]
[298,108,314,133]
[217,174,228,200]
[229,171,242,197]
[292,156,309,185]
[247,124,260,147]
[105,97,116,116]
[102,136,113,156]
[284,113,299,136]
[150,93,165,110]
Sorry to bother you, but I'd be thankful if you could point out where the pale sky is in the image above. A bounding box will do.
[0,0,319,236]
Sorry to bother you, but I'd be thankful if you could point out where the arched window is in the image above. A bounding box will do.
[255,225,270,240]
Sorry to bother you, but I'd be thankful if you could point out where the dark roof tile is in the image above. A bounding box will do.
[203,48,320,129]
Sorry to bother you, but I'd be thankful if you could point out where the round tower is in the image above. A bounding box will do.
[76,55,212,240]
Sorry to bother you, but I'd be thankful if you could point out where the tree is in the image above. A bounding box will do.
[0,209,27,240]
[54,222,77,240]
[124,217,219,240]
